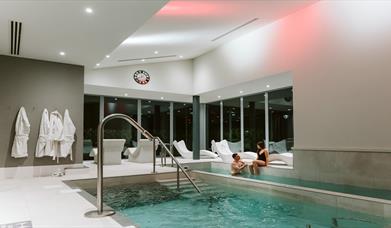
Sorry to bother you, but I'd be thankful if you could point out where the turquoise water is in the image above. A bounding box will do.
[86,181,390,228]
[198,166,391,201]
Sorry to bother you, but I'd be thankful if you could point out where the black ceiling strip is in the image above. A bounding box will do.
[211,18,259,42]
[14,22,18,55]
[17,22,22,55]
[10,21,14,55]
[118,55,177,62]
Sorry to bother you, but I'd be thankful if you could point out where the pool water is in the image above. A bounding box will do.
[198,166,391,201]
[86,181,390,228]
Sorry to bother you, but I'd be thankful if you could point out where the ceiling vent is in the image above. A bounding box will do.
[211,18,259,42]
[10,20,22,55]
[118,55,177,62]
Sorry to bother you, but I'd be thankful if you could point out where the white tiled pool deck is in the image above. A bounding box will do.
[0,158,219,228]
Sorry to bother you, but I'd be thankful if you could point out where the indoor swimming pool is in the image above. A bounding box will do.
[194,165,391,201]
[84,180,390,228]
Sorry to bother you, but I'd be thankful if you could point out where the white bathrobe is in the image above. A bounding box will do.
[11,107,31,158]
[35,109,50,157]
[47,110,63,160]
[60,109,76,160]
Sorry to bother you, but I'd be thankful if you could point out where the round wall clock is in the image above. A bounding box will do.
[133,70,150,85]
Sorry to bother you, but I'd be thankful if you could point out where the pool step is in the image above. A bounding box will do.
[159,179,222,197]
[160,181,207,188]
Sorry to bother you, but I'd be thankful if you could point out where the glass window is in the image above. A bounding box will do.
[243,93,266,152]
[104,97,138,150]
[206,101,221,149]
[223,98,241,143]
[173,102,192,148]
[84,95,100,160]
[268,88,294,151]
[141,100,170,144]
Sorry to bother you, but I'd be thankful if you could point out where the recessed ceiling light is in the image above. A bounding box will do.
[217,95,221,99]
[105,55,110,58]
[239,91,243,94]
[96,63,100,67]
[85,8,93,14]
[160,97,164,100]
[124,93,128,96]
[154,51,159,54]
[141,59,145,62]
[179,55,183,58]
[266,84,270,88]
[59,51,65,56]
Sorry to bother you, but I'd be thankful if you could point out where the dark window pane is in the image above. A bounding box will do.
[84,95,100,160]
[268,88,294,151]
[141,100,170,156]
[173,102,192,148]
[243,93,265,152]
[104,97,138,149]
[206,101,220,149]
[141,100,170,143]
[173,102,192,156]
[223,98,241,143]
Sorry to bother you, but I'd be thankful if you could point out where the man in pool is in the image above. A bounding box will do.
[231,153,248,175]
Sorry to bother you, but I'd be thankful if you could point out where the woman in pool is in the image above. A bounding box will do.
[250,141,269,175]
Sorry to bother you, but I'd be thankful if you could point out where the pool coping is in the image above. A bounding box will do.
[64,179,137,228]
[192,170,391,218]
[63,171,190,228]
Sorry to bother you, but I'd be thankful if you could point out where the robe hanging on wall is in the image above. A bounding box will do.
[35,109,50,157]
[47,110,63,160]
[11,106,31,158]
[60,109,76,160]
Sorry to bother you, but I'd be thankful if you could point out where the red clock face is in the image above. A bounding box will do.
[133,70,150,85]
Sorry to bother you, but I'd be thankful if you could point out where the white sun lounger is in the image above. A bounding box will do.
[124,139,158,163]
[212,139,257,163]
[89,139,126,165]
[173,140,218,159]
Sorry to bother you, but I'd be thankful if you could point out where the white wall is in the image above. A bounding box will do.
[193,1,391,150]
[85,60,193,95]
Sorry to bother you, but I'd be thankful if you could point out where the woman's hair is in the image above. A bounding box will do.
[257,141,265,150]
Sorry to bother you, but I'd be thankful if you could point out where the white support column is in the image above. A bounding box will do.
[99,96,104,121]
[240,97,244,152]
[220,100,223,141]
[137,99,141,142]
[264,92,269,149]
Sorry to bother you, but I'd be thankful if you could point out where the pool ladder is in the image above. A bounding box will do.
[85,113,201,218]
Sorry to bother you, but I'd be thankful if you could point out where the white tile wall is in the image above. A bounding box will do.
[294,149,391,189]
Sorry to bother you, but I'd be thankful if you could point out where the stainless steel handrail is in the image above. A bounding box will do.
[85,113,200,218]
[154,137,201,193]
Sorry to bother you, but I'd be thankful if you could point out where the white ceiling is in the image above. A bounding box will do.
[100,0,318,68]
[0,0,317,69]
[0,0,167,67]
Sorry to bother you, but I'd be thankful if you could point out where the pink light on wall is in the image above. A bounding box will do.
[265,3,327,72]
[157,0,234,17]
